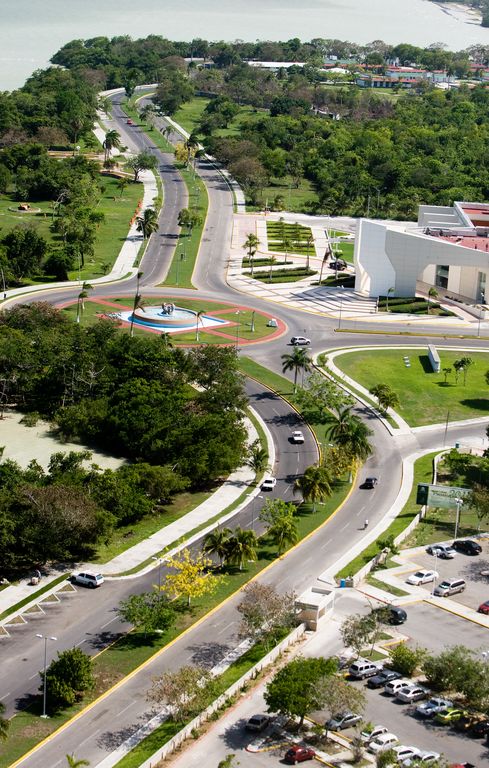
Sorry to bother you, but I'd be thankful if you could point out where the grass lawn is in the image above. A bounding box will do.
[0,178,143,283]
[333,349,489,426]
[250,175,318,213]
[333,241,354,263]
[61,296,277,346]
[173,97,268,139]
[336,452,437,580]
[248,268,317,283]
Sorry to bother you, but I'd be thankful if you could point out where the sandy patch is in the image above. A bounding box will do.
[0,410,124,470]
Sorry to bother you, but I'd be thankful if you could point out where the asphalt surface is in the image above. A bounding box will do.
[4,97,489,766]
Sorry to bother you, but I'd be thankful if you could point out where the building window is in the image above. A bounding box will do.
[477,271,486,303]
[435,265,449,289]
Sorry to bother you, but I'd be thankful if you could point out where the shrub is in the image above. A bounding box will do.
[389,643,425,677]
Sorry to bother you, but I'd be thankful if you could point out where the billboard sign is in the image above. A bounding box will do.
[416,483,471,509]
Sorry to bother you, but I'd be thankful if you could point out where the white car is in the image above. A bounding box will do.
[402,751,441,767]
[415,697,453,718]
[71,572,104,588]
[406,569,438,586]
[291,430,305,444]
[426,543,456,559]
[290,336,311,346]
[394,746,421,764]
[361,725,389,743]
[384,678,412,696]
[368,733,399,754]
[395,685,429,703]
[261,477,277,491]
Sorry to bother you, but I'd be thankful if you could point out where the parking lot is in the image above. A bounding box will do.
[402,538,489,612]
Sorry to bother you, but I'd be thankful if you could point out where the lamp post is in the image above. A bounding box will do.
[337,285,345,331]
[454,497,463,540]
[252,494,264,531]
[36,634,57,718]
[235,310,242,349]
[431,550,439,596]
[478,290,485,338]
[151,556,163,598]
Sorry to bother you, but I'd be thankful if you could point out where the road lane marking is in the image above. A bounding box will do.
[320,539,332,550]
[76,728,100,749]
[339,522,349,532]
[117,701,137,717]
[101,616,118,630]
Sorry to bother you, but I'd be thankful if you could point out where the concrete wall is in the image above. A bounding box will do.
[354,219,396,295]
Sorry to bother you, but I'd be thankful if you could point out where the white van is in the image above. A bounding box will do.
[348,659,381,679]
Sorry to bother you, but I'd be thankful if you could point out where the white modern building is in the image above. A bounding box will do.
[354,201,489,304]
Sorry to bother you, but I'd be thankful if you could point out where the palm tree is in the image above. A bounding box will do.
[195,310,204,342]
[324,406,355,441]
[66,755,89,768]
[136,208,158,240]
[75,281,93,324]
[0,702,9,742]
[428,287,438,313]
[245,439,270,476]
[268,514,299,554]
[294,464,332,512]
[385,286,395,312]
[117,177,129,197]
[202,527,232,568]
[335,418,373,464]
[102,129,122,164]
[243,233,260,277]
[305,234,314,271]
[369,384,399,413]
[281,347,312,393]
[283,235,292,265]
[225,527,258,571]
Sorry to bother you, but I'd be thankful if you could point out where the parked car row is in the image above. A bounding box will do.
[426,539,482,558]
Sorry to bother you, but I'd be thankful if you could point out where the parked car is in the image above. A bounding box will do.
[284,746,315,764]
[384,678,412,696]
[468,718,489,738]
[368,670,402,689]
[71,572,104,588]
[454,714,489,736]
[396,685,429,703]
[348,659,382,680]
[452,539,482,555]
[435,707,466,725]
[360,725,389,743]
[393,746,421,764]
[290,336,311,346]
[387,605,407,625]
[433,578,466,597]
[329,259,347,271]
[245,714,270,732]
[426,543,456,559]
[416,697,453,718]
[364,477,378,489]
[477,600,489,615]
[368,733,399,754]
[326,712,362,731]
[402,750,441,766]
[406,569,438,586]
[291,430,305,444]
[261,477,277,491]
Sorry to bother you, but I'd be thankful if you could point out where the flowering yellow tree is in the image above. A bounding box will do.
[161,549,221,606]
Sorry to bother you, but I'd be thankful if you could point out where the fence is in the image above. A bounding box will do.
[137,623,306,768]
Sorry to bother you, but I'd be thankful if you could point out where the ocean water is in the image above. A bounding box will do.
[0,0,487,90]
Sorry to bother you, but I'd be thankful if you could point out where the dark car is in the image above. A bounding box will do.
[284,745,315,764]
[477,600,489,615]
[367,669,403,689]
[330,259,347,271]
[364,477,378,489]
[245,714,270,732]
[387,605,407,625]
[469,719,489,738]
[453,539,482,555]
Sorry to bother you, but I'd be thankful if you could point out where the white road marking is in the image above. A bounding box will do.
[0,692,10,700]
[101,616,118,630]
[76,728,101,749]
[320,538,332,550]
[339,522,350,532]
[28,673,38,680]
[118,701,137,717]
[75,639,86,647]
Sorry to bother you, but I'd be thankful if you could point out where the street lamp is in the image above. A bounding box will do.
[252,494,264,531]
[454,497,463,540]
[36,634,57,718]
[337,285,345,331]
[477,290,485,338]
[151,556,163,597]
[431,550,439,596]
[235,310,242,349]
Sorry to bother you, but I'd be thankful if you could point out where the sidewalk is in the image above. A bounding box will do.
[0,411,275,619]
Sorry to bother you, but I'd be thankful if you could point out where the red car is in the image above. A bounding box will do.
[284,745,316,764]
[126,118,134,125]
[477,600,489,615]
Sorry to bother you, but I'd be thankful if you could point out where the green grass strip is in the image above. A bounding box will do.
[336,452,438,580]
[0,574,67,622]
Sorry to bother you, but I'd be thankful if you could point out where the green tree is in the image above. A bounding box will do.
[41,647,94,710]
[127,150,157,182]
[148,665,214,722]
[217,756,238,768]
[389,643,425,677]
[162,548,220,606]
[202,527,232,568]
[66,755,90,768]
[469,483,489,529]
[224,527,258,571]
[243,232,260,276]
[264,656,337,727]
[442,366,452,384]
[281,346,312,393]
[0,701,9,742]
[427,286,439,313]
[318,675,366,719]
[423,644,489,708]
[102,129,122,164]
[117,177,128,197]
[136,207,158,239]
[295,371,353,421]
[369,383,400,412]
[340,613,377,657]
[245,439,270,476]
[334,417,373,464]
[118,592,175,637]
[294,464,332,511]
[237,582,296,648]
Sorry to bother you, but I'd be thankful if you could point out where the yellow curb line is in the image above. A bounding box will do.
[423,596,489,629]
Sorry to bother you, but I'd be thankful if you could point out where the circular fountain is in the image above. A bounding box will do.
[131,303,197,329]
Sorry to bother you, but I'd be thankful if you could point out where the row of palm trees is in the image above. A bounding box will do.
[203,526,258,571]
